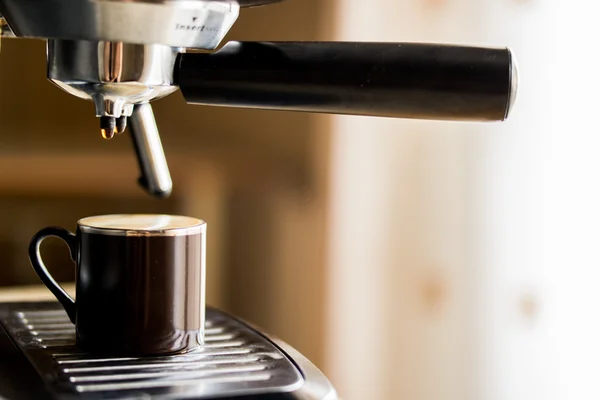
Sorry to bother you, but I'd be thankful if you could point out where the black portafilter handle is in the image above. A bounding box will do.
[175,41,517,121]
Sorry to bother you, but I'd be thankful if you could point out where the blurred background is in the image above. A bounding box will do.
[0,0,596,399]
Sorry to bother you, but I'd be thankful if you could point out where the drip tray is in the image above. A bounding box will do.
[0,302,306,399]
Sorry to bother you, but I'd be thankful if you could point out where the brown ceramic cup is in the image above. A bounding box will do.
[28,214,206,356]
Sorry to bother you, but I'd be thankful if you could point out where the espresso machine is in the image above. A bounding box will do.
[0,0,518,398]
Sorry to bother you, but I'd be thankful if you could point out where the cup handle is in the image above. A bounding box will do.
[28,227,77,324]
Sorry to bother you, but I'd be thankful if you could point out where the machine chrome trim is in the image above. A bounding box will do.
[0,0,240,49]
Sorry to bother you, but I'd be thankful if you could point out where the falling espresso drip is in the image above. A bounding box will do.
[100,128,115,140]
[100,116,117,140]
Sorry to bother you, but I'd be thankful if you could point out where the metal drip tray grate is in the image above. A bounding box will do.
[0,303,304,399]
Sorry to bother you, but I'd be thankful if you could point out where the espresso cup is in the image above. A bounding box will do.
[28,214,206,356]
